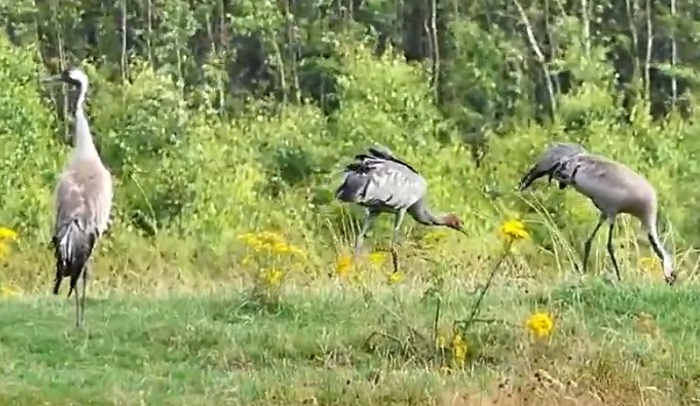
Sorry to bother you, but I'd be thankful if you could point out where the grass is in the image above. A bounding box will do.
[1,275,699,406]
[1,219,699,405]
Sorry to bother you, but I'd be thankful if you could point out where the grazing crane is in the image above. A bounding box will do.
[336,145,467,273]
[518,142,676,285]
[43,67,114,327]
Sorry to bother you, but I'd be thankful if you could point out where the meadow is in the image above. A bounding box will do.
[2,221,700,405]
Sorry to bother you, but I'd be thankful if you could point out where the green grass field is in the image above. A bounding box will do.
[1,270,698,405]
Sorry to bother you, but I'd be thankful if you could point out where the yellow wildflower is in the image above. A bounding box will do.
[238,231,283,249]
[256,231,285,247]
[387,271,404,285]
[369,251,388,268]
[500,219,529,241]
[335,254,352,277]
[0,227,17,241]
[238,232,262,250]
[451,332,468,368]
[526,312,554,338]
[0,284,20,299]
[271,241,290,254]
[239,231,307,260]
[261,268,283,288]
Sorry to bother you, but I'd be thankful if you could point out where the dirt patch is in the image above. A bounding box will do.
[437,368,672,406]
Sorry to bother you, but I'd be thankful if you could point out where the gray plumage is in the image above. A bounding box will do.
[518,142,675,285]
[45,68,114,327]
[518,142,586,191]
[336,145,467,272]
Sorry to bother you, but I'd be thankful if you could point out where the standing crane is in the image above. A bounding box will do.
[335,145,467,273]
[518,142,676,285]
[43,67,114,327]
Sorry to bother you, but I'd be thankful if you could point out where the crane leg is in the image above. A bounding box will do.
[582,215,606,273]
[389,211,406,274]
[354,210,378,262]
[74,274,81,328]
[80,265,88,327]
[605,222,622,281]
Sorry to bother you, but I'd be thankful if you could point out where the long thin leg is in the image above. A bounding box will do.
[582,214,606,273]
[74,277,81,328]
[389,210,406,274]
[80,265,88,327]
[606,222,621,281]
[354,210,378,260]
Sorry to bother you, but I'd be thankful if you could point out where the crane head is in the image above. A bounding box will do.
[517,142,586,192]
[442,213,467,235]
[42,67,89,90]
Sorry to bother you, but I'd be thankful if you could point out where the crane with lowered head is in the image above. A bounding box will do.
[518,142,676,285]
[336,145,468,274]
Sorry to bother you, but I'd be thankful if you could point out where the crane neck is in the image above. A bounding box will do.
[645,213,674,281]
[409,201,445,226]
[72,84,98,158]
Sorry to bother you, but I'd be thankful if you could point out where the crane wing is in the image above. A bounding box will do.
[336,156,426,211]
[54,158,112,239]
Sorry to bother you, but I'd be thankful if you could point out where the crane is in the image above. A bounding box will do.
[518,142,675,285]
[336,145,467,273]
[43,67,114,327]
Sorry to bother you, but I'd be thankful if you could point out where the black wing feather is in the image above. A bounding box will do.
[366,145,420,174]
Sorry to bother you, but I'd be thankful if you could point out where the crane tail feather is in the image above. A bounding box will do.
[52,221,96,297]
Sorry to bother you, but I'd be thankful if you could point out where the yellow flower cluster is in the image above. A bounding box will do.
[451,332,468,368]
[368,251,388,268]
[0,227,17,240]
[333,251,400,284]
[436,328,468,369]
[261,268,283,288]
[238,231,308,292]
[238,231,306,259]
[335,254,353,277]
[526,312,554,338]
[0,227,18,259]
